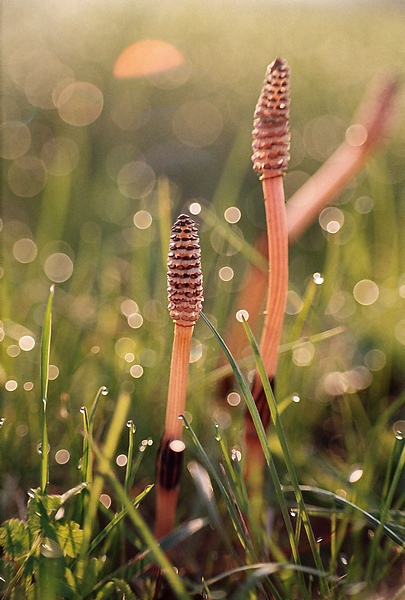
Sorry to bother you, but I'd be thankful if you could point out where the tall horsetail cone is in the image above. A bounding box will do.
[243,59,291,511]
[155,214,203,539]
[252,57,291,177]
[167,214,203,327]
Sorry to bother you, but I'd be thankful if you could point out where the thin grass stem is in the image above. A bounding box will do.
[366,437,405,580]
[76,391,131,583]
[40,284,54,494]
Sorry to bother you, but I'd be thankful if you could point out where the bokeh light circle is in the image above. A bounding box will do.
[224,207,241,224]
[19,335,36,351]
[219,266,234,282]
[189,202,202,215]
[133,210,152,229]
[128,313,143,329]
[8,156,47,197]
[13,238,38,263]
[55,82,103,126]
[319,207,344,234]
[117,161,156,199]
[40,137,79,176]
[0,121,31,159]
[353,279,379,306]
[44,253,74,283]
[130,364,143,378]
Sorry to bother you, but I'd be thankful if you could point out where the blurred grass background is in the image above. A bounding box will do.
[1,0,405,523]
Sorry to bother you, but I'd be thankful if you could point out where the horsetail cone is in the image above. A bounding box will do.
[167,214,203,327]
[252,57,291,178]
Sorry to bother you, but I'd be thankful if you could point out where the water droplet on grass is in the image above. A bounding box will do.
[101,386,109,395]
[79,406,86,414]
[126,419,136,433]
[292,393,300,403]
[0,418,5,428]
[313,272,324,285]
[37,442,50,455]
[393,420,405,440]
[231,448,242,462]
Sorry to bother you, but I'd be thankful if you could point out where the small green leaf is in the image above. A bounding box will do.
[95,581,116,600]
[0,519,31,561]
[55,521,84,558]
[79,557,99,597]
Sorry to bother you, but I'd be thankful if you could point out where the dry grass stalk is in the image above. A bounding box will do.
[243,58,290,479]
[155,214,203,540]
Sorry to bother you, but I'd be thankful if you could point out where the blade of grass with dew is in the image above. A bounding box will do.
[40,284,54,494]
[241,316,330,595]
[182,415,254,556]
[199,312,309,599]
[366,435,405,579]
[184,422,282,598]
[124,419,136,497]
[187,461,236,558]
[89,385,109,429]
[88,441,190,600]
[87,485,153,555]
[214,424,250,515]
[295,486,405,548]
[76,390,131,586]
[80,406,91,485]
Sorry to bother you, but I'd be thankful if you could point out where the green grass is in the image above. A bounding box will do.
[1,1,405,598]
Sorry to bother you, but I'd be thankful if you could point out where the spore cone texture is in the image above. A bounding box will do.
[167,214,203,327]
[252,57,291,177]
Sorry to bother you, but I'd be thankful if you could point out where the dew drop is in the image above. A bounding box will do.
[79,406,86,414]
[126,419,136,433]
[313,272,324,285]
[37,442,50,455]
[339,554,348,566]
[101,386,109,396]
[40,537,63,558]
[393,420,405,440]
[292,393,300,403]
[290,509,297,518]
[231,448,242,462]
[0,418,5,428]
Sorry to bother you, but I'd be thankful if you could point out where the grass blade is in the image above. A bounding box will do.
[241,317,329,596]
[200,312,309,598]
[40,284,55,494]
[90,441,190,600]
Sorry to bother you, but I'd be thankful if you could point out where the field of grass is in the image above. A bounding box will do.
[1,1,405,598]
